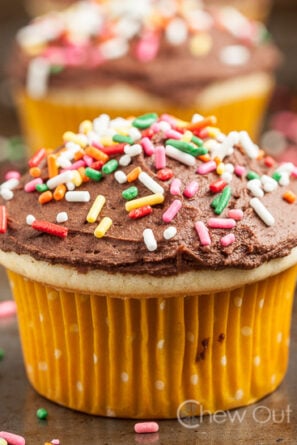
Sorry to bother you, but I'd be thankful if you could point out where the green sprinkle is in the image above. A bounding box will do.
[50,65,64,75]
[191,135,204,147]
[272,171,282,182]
[112,134,134,144]
[165,139,201,156]
[36,407,48,420]
[0,347,5,361]
[214,186,232,215]
[211,194,221,209]
[102,159,119,175]
[85,167,102,182]
[122,186,138,200]
[132,113,158,129]
[246,171,260,180]
[36,183,49,193]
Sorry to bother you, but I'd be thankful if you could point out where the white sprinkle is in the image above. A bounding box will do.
[114,170,127,184]
[143,228,157,251]
[0,178,19,191]
[27,57,50,99]
[166,18,188,45]
[128,127,142,142]
[46,171,74,189]
[220,45,250,66]
[93,114,110,135]
[163,226,177,240]
[239,131,259,159]
[278,172,290,186]
[65,191,90,202]
[100,38,128,59]
[250,197,275,226]
[66,181,75,191]
[124,144,142,157]
[247,179,264,198]
[56,212,68,223]
[138,171,164,195]
[26,214,36,225]
[0,189,14,200]
[261,175,278,193]
[165,145,196,166]
[221,172,233,183]
[119,154,132,166]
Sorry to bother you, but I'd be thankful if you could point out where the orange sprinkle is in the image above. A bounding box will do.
[214,156,221,166]
[53,184,66,201]
[198,154,211,163]
[85,146,109,163]
[187,115,217,131]
[38,190,53,204]
[74,149,85,161]
[283,190,296,204]
[47,154,58,178]
[78,167,90,183]
[127,166,142,182]
[256,149,265,160]
[29,167,41,178]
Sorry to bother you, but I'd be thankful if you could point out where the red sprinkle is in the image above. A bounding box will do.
[90,160,104,170]
[99,143,125,155]
[0,205,7,233]
[28,148,47,168]
[156,168,174,181]
[128,206,153,219]
[209,179,227,193]
[141,128,154,139]
[264,156,275,168]
[32,220,68,238]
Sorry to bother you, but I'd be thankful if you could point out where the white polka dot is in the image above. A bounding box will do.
[70,324,79,333]
[258,299,264,309]
[155,380,165,390]
[235,389,244,400]
[76,381,83,392]
[93,353,98,364]
[121,372,129,382]
[39,313,44,323]
[190,374,199,385]
[253,356,261,366]
[277,332,283,343]
[47,290,58,300]
[186,332,195,343]
[271,374,276,385]
[159,300,166,310]
[157,339,165,349]
[27,364,33,375]
[241,326,252,336]
[54,349,62,359]
[233,297,243,308]
[106,408,116,417]
[38,361,48,371]
[221,355,227,366]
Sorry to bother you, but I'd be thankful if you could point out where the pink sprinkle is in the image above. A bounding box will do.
[292,166,297,178]
[208,218,236,229]
[141,137,155,156]
[4,171,21,181]
[51,440,60,445]
[164,129,182,140]
[183,181,199,198]
[0,432,25,445]
[195,221,211,246]
[155,145,166,170]
[160,114,179,127]
[91,141,104,150]
[150,122,162,133]
[162,199,182,223]
[220,233,236,247]
[134,422,159,434]
[170,178,182,195]
[234,165,246,177]
[62,160,85,171]
[196,161,217,175]
[0,300,17,318]
[135,31,159,62]
[24,178,43,192]
[228,209,243,221]
[83,155,94,167]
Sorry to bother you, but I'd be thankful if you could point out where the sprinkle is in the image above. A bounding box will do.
[196,160,217,175]
[124,144,142,157]
[27,57,50,99]
[165,139,202,157]
[261,175,278,193]
[53,184,66,201]
[132,113,158,130]
[165,129,182,140]
[90,161,104,171]
[56,212,68,223]
[143,228,157,251]
[47,171,74,189]
[234,165,246,177]
[24,178,43,192]
[213,186,232,215]
[250,198,275,226]
[36,408,48,420]
[85,167,102,182]
[38,191,53,204]
[141,137,155,156]
[87,195,106,223]
[187,115,217,131]
[163,226,177,240]
[119,155,132,166]
[246,171,260,180]
[134,422,159,434]
[170,178,182,195]
[122,186,138,201]
[113,134,134,145]
[63,132,87,147]
[220,45,250,66]
[0,348,4,361]
[165,145,196,166]
[283,190,296,204]
[114,170,127,184]
[0,189,13,201]
[99,143,125,156]
[85,146,109,163]
[195,221,211,246]
[208,218,236,229]
[135,31,159,62]
[47,154,58,178]
[247,179,264,198]
[264,156,275,168]
[155,145,166,170]
[228,209,243,220]
[0,300,17,318]
[272,171,282,182]
[127,167,142,183]
[221,233,236,247]
[156,168,173,181]
[183,181,199,198]
[71,171,82,187]
[125,193,164,212]
[94,217,112,238]
[239,131,259,159]
[65,191,90,202]
[102,159,119,175]
[0,431,25,445]
[138,172,164,195]
[63,160,85,171]
[128,205,152,219]
[162,200,182,223]
[209,179,227,193]
[4,171,21,181]
[26,214,36,225]
[29,167,41,178]
[32,220,68,238]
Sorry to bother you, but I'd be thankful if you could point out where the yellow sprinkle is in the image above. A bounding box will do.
[72,170,83,187]
[181,130,193,143]
[100,137,114,146]
[63,131,87,147]
[94,217,113,238]
[87,195,106,223]
[206,127,221,138]
[216,163,225,175]
[190,33,213,57]
[125,193,164,212]
[79,120,93,134]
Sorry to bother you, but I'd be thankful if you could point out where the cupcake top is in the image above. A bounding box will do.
[11,0,280,103]
[0,112,297,277]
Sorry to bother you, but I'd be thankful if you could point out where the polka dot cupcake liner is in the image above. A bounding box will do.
[7,265,297,419]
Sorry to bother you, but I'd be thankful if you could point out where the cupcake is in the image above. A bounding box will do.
[0,112,296,419]
[9,0,280,153]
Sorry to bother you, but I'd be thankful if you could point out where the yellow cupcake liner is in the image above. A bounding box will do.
[16,90,271,155]
[7,266,297,419]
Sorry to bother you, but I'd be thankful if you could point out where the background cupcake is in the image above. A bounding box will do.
[9,0,280,153]
[0,111,296,418]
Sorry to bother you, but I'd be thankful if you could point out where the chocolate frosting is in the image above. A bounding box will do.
[1,118,297,276]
